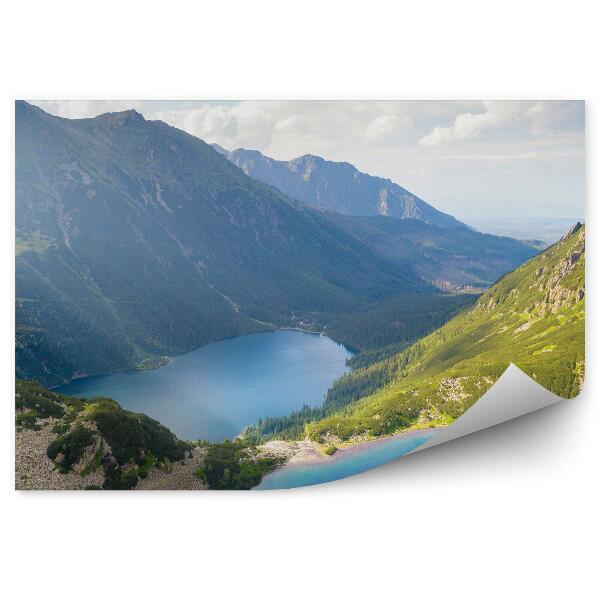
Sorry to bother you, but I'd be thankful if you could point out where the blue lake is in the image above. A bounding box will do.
[256,430,435,490]
[56,330,351,442]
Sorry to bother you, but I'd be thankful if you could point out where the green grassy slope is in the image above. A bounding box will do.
[305,224,585,442]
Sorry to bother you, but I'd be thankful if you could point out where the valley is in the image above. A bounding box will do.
[55,330,351,442]
[15,225,585,490]
[14,101,584,491]
[15,101,537,387]
[302,224,585,444]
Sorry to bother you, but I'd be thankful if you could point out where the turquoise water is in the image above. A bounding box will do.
[56,330,351,442]
[256,431,435,489]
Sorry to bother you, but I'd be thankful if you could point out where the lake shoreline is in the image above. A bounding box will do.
[51,325,353,389]
[260,426,445,470]
[255,427,445,489]
[55,329,353,443]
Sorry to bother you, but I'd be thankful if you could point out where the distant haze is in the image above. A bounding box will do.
[30,99,585,239]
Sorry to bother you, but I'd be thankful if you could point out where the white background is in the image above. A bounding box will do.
[1,2,597,599]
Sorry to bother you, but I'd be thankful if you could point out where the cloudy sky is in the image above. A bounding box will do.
[30,99,585,232]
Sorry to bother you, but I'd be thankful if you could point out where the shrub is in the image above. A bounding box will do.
[47,426,96,473]
[201,440,282,490]
[15,381,65,419]
[51,422,70,435]
[137,453,156,479]
[101,458,139,490]
[80,440,105,476]
[16,411,41,430]
[91,402,189,465]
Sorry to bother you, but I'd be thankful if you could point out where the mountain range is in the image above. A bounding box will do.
[214,145,541,291]
[14,102,584,491]
[212,144,467,228]
[16,101,537,386]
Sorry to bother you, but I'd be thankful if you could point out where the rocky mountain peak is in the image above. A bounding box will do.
[95,109,145,126]
[219,146,469,229]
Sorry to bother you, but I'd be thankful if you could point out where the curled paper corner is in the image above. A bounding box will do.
[410,363,565,454]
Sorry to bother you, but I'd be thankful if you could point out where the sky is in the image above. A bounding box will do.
[30,99,585,235]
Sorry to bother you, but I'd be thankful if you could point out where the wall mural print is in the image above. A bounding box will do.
[15,99,585,490]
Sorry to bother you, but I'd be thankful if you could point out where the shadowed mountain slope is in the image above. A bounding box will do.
[15,102,428,385]
[16,101,538,387]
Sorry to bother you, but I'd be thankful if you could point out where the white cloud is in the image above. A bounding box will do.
[27,99,475,157]
[419,100,584,147]
[149,101,445,157]
[526,100,585,134]
[364,114,413,142]
[152,101,282,151]
[419,101,529,146]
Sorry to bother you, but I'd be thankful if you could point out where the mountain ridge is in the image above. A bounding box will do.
[15,101,537,387]
[213,143,468,229]
[246,224,584,442]
[305,223,585,441]
[14,101,435,385]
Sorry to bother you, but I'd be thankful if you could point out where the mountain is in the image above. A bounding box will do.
[248,224,585,442]
[15,101,433,386]
[213,145,467,229]
[325,213,538,291]
[15,101,537,387]
[215,145,540,291]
